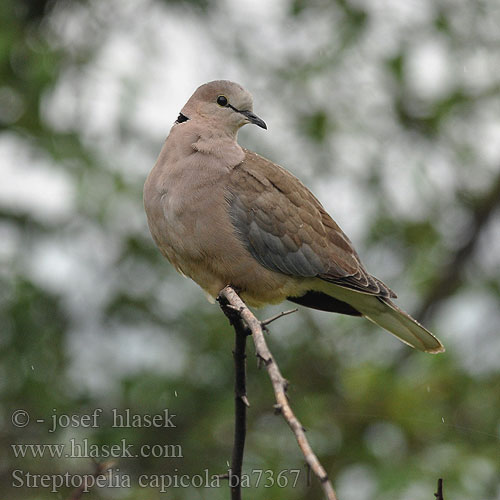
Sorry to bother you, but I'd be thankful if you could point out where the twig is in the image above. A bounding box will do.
[218,294,250,500]
[67,460,114,500]
[218,286,338,500]
[261,308,298,327]
[434,478,444,500]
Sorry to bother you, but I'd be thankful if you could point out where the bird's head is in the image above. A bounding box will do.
[178,80,267,134]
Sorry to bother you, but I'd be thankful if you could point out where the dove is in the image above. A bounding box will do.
[144,80,444,353]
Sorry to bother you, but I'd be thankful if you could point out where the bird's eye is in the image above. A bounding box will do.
[217,95,228,107]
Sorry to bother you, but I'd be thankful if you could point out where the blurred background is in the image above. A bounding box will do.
[1,0,499,498]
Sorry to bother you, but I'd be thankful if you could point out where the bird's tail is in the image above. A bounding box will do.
[362,298,444,353]
[314,283,445,353]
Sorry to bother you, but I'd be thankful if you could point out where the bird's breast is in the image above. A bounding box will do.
[144,140,310,304]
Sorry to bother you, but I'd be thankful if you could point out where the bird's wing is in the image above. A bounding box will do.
[226,149,396,298]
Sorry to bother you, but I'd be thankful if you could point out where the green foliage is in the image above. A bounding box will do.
[300,109,332,143]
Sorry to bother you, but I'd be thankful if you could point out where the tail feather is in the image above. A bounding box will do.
[363,298,444,353]
[317,283,445,353]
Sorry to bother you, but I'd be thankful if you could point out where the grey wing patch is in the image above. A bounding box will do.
[228,193,325,277]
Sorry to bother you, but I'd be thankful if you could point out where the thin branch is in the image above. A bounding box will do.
[261,308,298,327]
[218,286,338,500]
[434,478,444,500]
[218,294,250,500]
[67,461,114,500]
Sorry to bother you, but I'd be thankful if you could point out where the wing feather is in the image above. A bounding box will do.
[226,149,396,298]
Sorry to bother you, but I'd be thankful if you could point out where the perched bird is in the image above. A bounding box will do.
[144,80,444,353]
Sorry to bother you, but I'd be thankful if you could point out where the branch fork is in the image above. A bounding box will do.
[218,286,338,500]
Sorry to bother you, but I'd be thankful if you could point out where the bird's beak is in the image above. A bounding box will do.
[238,110,267,130]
